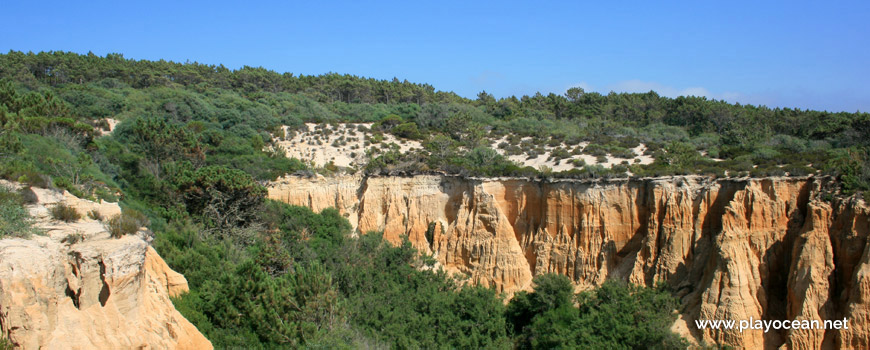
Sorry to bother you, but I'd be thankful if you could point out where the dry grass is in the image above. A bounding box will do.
[50,203,81,222]
[104,209,149,238]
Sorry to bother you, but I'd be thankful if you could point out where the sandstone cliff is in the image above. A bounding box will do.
[0,184,211,349]
[269,174,870,349]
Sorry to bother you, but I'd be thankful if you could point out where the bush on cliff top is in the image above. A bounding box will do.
[105,209,149,238]
[0,185,37,238]
[49,202,81,222]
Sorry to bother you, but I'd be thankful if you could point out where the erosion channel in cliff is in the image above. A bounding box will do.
[269,174,870,349]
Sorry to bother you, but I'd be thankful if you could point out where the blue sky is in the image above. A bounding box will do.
[2,1,868,112]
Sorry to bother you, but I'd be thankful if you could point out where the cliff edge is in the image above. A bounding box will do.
[0,183,211,349]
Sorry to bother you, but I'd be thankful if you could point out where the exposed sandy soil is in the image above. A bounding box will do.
[272,123,656,172]
[105,118,119,133]
[488,136,654,172]
[95,118,119,138]
[273,123,423,168]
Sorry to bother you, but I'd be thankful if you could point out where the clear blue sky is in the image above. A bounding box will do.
[2,1,868,112]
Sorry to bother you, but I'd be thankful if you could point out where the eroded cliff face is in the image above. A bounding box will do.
[269,174,870,349]
[0,184,211,349]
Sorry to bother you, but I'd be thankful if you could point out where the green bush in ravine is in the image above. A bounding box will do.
[507,274,687,349]
[158,203,512,349]
[155,201,687,349]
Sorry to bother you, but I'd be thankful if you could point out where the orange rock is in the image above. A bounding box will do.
[269,174,870,349]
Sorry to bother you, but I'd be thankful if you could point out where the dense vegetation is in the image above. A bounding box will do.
[0,51,870,192]
[507,275,686,349]
[159,202,511,348]
[2,50,869,194]
[157,201,685,348]
[1,50,868,347]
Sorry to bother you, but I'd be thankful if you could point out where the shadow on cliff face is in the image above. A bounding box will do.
[98,260,110,307]
[757,180,812,345]
[671,179,823,348]
[829,195,870,348]
[618,181,650,262]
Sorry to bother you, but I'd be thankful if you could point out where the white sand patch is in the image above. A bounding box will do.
[106,118,119,133]
[272,123,657,172]
[273,123,423,168]
[95,118,119,137]
[631,145,655,165]
[699,151,724,162]
[490,136,654,172]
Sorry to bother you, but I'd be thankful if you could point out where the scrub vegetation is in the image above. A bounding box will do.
[1,50,867,347]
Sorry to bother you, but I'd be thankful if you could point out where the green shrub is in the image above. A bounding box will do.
[611,164,629,175]
[752,146,780,162]
[507,276,687,349]
[766,134,808,154]
[609,146,636,159]
[19,171,52,188]
[104,209,150,238]
[546,138,561,147]
[584,144,609,157]
[171,164,266,232]
[782,164,814,176]
[825,148,870,195]
[706,146,721,158]
[96,119,111,131]
[751,166,787,177]
[50,203,81,222]
[390,122,423,140]
[0,335,12,350]
[18,187,38,204]
[93,187,119,202]
[550,147,571,160]
[0,186,37,238]
[369,133,384,144]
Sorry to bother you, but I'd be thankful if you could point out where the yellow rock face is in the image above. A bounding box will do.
[0,184,211,350]
[0,236,212,350]
[269,174,870,349]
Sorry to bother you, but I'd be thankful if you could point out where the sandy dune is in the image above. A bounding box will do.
[489,136,654,171]
[272,123,655,172]
[273,123,423,168]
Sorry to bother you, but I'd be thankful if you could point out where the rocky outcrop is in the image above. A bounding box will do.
[269,174,870,349]
[0,184,211,349]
